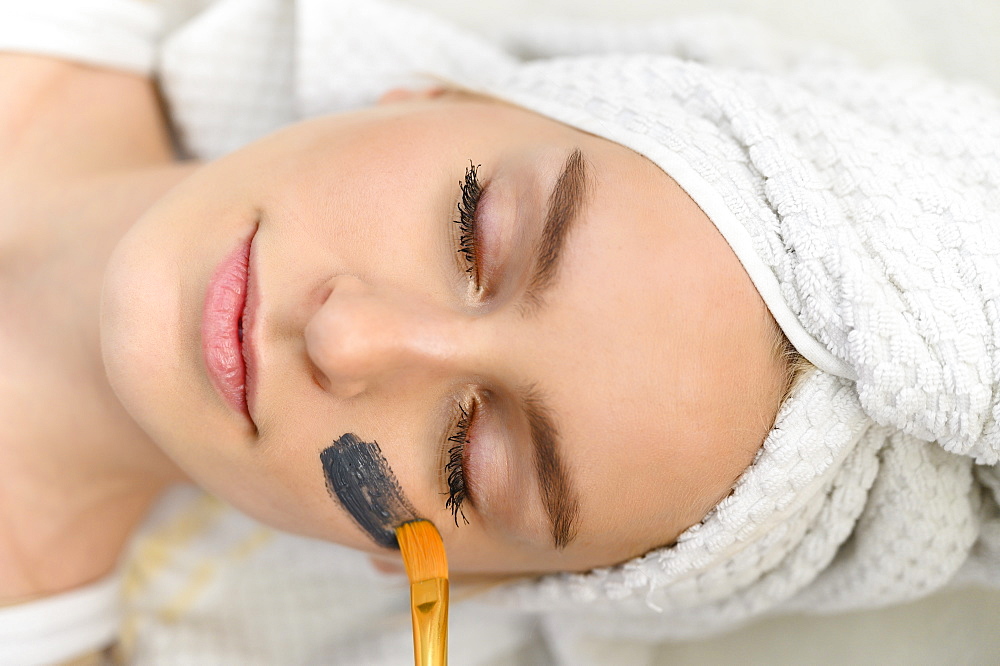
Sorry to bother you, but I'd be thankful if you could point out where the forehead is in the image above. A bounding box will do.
[528,137,783,560]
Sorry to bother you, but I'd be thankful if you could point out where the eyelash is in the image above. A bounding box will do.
[441,163,484,526]
[444,400,475,526]
[455,162,483,285]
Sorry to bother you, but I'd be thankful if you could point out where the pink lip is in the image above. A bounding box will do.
[202,228,259,424]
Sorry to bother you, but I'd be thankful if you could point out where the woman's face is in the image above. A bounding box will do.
[102,91,786,574]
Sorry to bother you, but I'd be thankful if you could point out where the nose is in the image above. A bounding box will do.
[304,275,467,398]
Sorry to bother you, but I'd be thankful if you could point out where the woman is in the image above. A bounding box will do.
[2,1,997,664]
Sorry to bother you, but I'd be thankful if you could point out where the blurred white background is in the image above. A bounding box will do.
[406,0,1000,91]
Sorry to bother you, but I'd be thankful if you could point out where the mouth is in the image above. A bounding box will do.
[202,225,260,427]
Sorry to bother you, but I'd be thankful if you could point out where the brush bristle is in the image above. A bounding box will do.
[396,519,448,582]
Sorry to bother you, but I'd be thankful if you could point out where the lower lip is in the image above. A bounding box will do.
[202,233,254,419]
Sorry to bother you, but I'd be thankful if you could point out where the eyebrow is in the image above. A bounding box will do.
[524,148,589,307]
[522,386,580,549]
[517,148,589,549]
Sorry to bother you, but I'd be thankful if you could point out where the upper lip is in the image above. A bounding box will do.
[243,227,261,429]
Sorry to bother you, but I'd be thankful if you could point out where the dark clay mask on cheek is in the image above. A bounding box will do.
[320,432,420,549]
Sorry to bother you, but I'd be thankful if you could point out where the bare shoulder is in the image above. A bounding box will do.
[0,53,174,183]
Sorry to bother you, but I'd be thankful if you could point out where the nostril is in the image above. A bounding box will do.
[311,367,329,392]
[307,350,368,399]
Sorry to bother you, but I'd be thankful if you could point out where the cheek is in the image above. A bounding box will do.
[202,428,374,547]
[262,169,448,299]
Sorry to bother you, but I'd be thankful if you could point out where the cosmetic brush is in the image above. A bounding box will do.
[395,519,449,666]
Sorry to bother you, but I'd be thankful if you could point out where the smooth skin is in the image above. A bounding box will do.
[1,54,787,601]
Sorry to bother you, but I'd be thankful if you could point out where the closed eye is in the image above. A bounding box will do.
[454,161,483,287]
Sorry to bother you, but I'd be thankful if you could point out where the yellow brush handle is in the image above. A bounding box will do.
[410,578,448,666]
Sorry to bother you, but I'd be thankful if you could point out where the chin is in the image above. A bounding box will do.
[100,214,188,447]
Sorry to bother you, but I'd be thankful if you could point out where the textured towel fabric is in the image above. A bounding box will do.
[5,0,998,650]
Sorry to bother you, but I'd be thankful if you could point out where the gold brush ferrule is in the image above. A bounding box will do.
[409,577,449,666]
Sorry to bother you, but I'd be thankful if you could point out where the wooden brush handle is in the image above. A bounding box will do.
[410,578,448,666]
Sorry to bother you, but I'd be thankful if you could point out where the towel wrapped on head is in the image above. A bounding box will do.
[161,0,1000,643]
[473,22,1000,639]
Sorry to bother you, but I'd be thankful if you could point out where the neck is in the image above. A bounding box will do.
[0,162,202,600]
[54,164,203,484]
